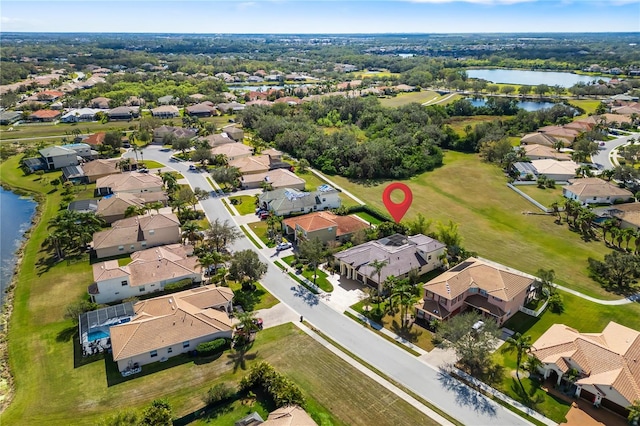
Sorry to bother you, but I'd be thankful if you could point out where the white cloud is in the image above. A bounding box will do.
[237,1,257,9]
[405,0,536,4]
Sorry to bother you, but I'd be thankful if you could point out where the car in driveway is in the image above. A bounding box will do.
[276,242,292,251]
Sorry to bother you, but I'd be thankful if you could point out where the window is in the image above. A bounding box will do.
[167,347,173,354]
[468,288,478,294]
[183,341,190,348]
[428,255,432,260]
[149,229,155,235]
[139,286,145,292]
[141,241,147,247]
[150,350,157,358]
[118,245,124,251]
[479,289,487,296]
[121,281,127,286]
[130,245,135,250]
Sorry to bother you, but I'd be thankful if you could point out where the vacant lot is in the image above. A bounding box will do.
[513,184,565,208]
[325,150,622,299]
[380,90,440,108]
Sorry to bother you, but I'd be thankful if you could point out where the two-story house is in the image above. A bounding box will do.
[283,211,368,244]
[334,233,446,293]
[415,257,536,326]
[88,244,201,303]
[92,213,181,259]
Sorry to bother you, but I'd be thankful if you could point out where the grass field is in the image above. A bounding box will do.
[296,169,360,208]
[139,159,165,169]
[228,195,257,215]
[446,115,510,136]
[514,184,565,208]
[568,99,602,119]
[327,150,633,300]
[379,90,440,108]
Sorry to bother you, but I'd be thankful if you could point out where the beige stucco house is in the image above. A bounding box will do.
[240,169,305,191]
[283,211,368,244]
[563,178,634,205]
[82,158,123,183]
[89,244,201,303]
[415,257,535,325]
[530,322,640,417]
[92,213,181,259]
[334,234,446,293]
[96,172,163,196]
[210,143,253,161]
[110,286,234,374]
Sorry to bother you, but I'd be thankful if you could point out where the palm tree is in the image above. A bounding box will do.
[181,221,202,245]
[601,219,616,245]
[160,172,178,192]
[130,144,140,162]
[148,201,164,214]
[124,205,148,218]
[391,279,417,328]
[623,228,637,251]
[501,332,532,390]
[235,310,260,343]
[298,237,326,287]
[369,259,388,292]
[115,158,132,172]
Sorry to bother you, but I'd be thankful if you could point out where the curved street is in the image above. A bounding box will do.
[126,146,536,426]
[591,132,639,170]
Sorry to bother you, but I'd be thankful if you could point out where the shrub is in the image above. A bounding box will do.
[163,278,194,293]
[196,338,229,356]
[239,362,305,408]
[204,383,236,405]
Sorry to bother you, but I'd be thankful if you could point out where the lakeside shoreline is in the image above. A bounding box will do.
[0,182,43,413]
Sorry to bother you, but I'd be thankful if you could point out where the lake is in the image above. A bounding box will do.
[466,69,610,88]
[466,98,558,111]
[0,187,36,305]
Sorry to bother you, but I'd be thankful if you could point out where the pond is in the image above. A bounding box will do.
[466,69,610,88]
[466,98,558,111]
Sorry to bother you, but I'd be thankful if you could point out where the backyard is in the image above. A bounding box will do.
[325,150,626,299]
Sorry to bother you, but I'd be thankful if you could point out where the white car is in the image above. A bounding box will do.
[276,242,292,251]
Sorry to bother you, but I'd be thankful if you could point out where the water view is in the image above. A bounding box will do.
[0,187,36,304]
[466,98,558,111]
[466,69,611,88]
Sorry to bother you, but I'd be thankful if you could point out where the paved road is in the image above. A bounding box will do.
[591,132,639,170]
[127,146,533,426]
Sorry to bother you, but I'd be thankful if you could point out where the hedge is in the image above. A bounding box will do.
[196,338,229,356]
[163,278,194,294]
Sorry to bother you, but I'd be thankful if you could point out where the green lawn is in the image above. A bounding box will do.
[327,150,623,299]
[139,159,165,169]
[568,99,602,119]
[0,121,136,141]
[228,281,279,311]
[354,211,383,225]
[446,115,510,137]
[379,91,440,108]
[300,268,333,292]
[351,300,435,352]
[247,221,276,247]
[229,195,257,215]
[513,184,565,208]
[295,169,360,208]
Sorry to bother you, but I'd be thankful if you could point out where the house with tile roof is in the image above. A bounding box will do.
[240,169,305,191]
[530,321,640,417]
[90,97,112,109]
[538,126,580,143]
[520,132,567,148]
[60,108,102,123]
[92,213,181,258]
[96,193,147,224]
[108,106,138,121]
[222,125,244,142]
[262,405,318,426]
[563,178,634,205]
[211,143,253,161]
[185,101,216,117]
[95,172,163,196]
[520,144,572,161]
[258,186,341,217]
[230,155,272,175]
[152,125,198,144]
[109,285,234,373]
[89,244,201,304]
[335,234,446,293]
[513,159,580,182]
[151,105,180,118]
[30,109,61,122]
[596,203,640,231]
[415,257,535,325]
[283,211,368,244]
[82,158,122,183]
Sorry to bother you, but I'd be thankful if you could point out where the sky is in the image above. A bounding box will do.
[1,0,639,34]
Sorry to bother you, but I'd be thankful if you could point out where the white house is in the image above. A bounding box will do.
[257,185,341,217]
[563,178,634,205]
[89,244,201,303]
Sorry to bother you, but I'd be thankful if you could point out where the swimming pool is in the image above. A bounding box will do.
[87,330,110,342]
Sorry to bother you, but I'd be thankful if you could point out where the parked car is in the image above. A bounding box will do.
[259,211,269,220]
[188,164,197,171]
[276,242,292,251]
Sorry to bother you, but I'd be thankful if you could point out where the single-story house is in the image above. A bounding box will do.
[335,233,446,293]
[95,172,163,196]
[216,102,245,113]
[596,203,640,231]
[83,132,106,146]
[563,178,634,205]
[96,192,147,224]
[82,158,123,183]
[283,211,368,244]
[125,96,145,106]
[108,106,139,121]
[258,185,341,217]
[92,212,181,259]
[240,169,305,190]
[538,126,580,144]
[221,125,244,142]
[513,159,580,182]
[520,144,572,161]
[151,105,180,119]
[260,405,318,426]
[202,133,235,147]
[109,285,234,374]
[520,132,566,148]
[30,109,61,122]
[0,111,22,125]
[89,244,201,304]
[185,102,216,117]
[229,155,271,175]
[530,321,640,417]
[597,113,633,127]
[90,97,112,109]
[60,108,102,123]
[415,257,536,325]
[261,148,283,161]
[211,143,253,161]
[61,165,87,184]
[152,125,197,144]
[157,95,176,105]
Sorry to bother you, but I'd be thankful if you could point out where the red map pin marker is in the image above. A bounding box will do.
[382,183,413,223]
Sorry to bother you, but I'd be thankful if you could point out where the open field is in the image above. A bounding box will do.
[379,90,440,108]
[327,150,630,300]
[568,99,602,119]
[445,115,509,136]
[295,169,360,208]
[513,184,565,208]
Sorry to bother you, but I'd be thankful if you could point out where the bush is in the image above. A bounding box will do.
[196,338,229,356]
[204,383,236,405]
[548,293,565,313]
[239,362,305,408]
[163,278,194,293]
